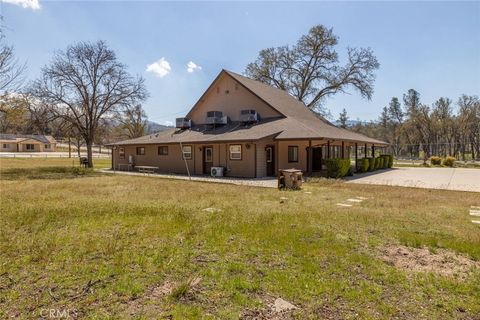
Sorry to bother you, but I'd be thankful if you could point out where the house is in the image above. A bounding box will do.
[110,70,387,178]
[0,134,57,152]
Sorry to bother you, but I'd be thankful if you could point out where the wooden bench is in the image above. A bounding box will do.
[136,166,158,174]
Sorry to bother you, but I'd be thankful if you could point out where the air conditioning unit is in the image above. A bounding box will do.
[176,117,191,129]
[240,109,258,123]
[211,166,224,177]
[206,111,228,125]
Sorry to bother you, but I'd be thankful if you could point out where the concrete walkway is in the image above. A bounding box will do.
[98,169,278,188]
[346,167,480,192]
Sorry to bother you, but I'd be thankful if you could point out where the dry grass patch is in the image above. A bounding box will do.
[379,245,480,279]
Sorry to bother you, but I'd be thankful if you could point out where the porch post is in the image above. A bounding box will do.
[372,144,375,158]
[341,141,345,158]
[308,140,312,175]
[355,143,358,170]
[327,140,331,158]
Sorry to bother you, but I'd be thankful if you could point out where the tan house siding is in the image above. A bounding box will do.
[255,137,275,177]
[277,140,309,172]
[114,144,195,174]
[188,74,282,124]
[1,142,16,152]
[113,142,257,177]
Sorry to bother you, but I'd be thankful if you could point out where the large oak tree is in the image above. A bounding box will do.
[245,25,380,114]
[32,40,148,167]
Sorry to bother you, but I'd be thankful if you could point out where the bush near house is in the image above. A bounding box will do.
[356,158,370,173]
[374,157,384,170]
[430,156,442,165]
[325,158,351,178]
[380,154,393,168]
[443,156,456,167]
[366,157,375,171]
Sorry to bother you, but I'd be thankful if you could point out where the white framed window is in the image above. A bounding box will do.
[229,145,242,160]
[45,144,51,149]
[2,144,9,149]
[182,145,192,160]
[26,144,35,150]
[204,147,213,162]
[266,147,273,163]
[119,147,125,159]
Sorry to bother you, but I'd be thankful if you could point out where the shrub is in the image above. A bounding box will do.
[325,158,351,178]
[356,158,370,173]
[374,157,383,170]
[378,157,385,169]
[365,157,375,171]
[430,156,442,165]
[443,156,456,167]
[380,154,393,168]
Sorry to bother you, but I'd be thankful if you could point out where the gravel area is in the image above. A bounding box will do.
[98,169,278,188]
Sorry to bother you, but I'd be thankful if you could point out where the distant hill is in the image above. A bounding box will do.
[146,121,173,134]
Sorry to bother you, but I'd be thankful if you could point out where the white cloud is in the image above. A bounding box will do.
[146,57,171,78]
[1,0,41,10]
[186,61,202,73]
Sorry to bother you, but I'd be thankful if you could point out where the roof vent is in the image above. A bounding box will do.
[206,111,228,125]
[176,117,192,129]
[239,109,258,123]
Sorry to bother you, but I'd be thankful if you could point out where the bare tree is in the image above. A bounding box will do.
[31,41,148,167]
[245,25,379,114]
[0,26,26,93]
[115,104,147,139]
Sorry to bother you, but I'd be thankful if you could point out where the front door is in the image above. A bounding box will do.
[312,147,322,171]
[203,146,213,174]
[266,146,275,176]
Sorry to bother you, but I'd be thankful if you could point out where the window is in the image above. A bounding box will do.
[136,147,145,155]
[182,145,192,160]
[288,146,298,162]
[119,147,125,159]
[229,144,242,160]
[204,147,213,162]
[266,147,273,163]
[45,144,51,149]
[26,144,35,150]
[2,144,9,149]
[158,146,168,156]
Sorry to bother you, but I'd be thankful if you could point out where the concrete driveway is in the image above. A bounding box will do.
[346,167,480,192]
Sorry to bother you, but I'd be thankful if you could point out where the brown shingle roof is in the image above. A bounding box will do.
[112,70,387,146]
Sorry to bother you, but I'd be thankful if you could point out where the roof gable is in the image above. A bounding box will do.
[185,70,283,122]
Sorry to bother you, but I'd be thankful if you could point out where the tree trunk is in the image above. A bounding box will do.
[68,136,71,158]
[86,141,94,168]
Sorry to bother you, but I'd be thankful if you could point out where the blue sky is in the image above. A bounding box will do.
[1,1,479,125]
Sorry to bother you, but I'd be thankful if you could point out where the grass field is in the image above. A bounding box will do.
[1,158,479,319]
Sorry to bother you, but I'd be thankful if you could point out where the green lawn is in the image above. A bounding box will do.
[0,159,479,319]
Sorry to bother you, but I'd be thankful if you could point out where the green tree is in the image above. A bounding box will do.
[245,25,380,114]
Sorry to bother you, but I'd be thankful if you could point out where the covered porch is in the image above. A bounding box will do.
[275,139,389,176]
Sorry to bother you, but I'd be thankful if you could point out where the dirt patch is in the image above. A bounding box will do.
[240,295,299,320]
[379,245,480,279]
[123,277,202,317]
